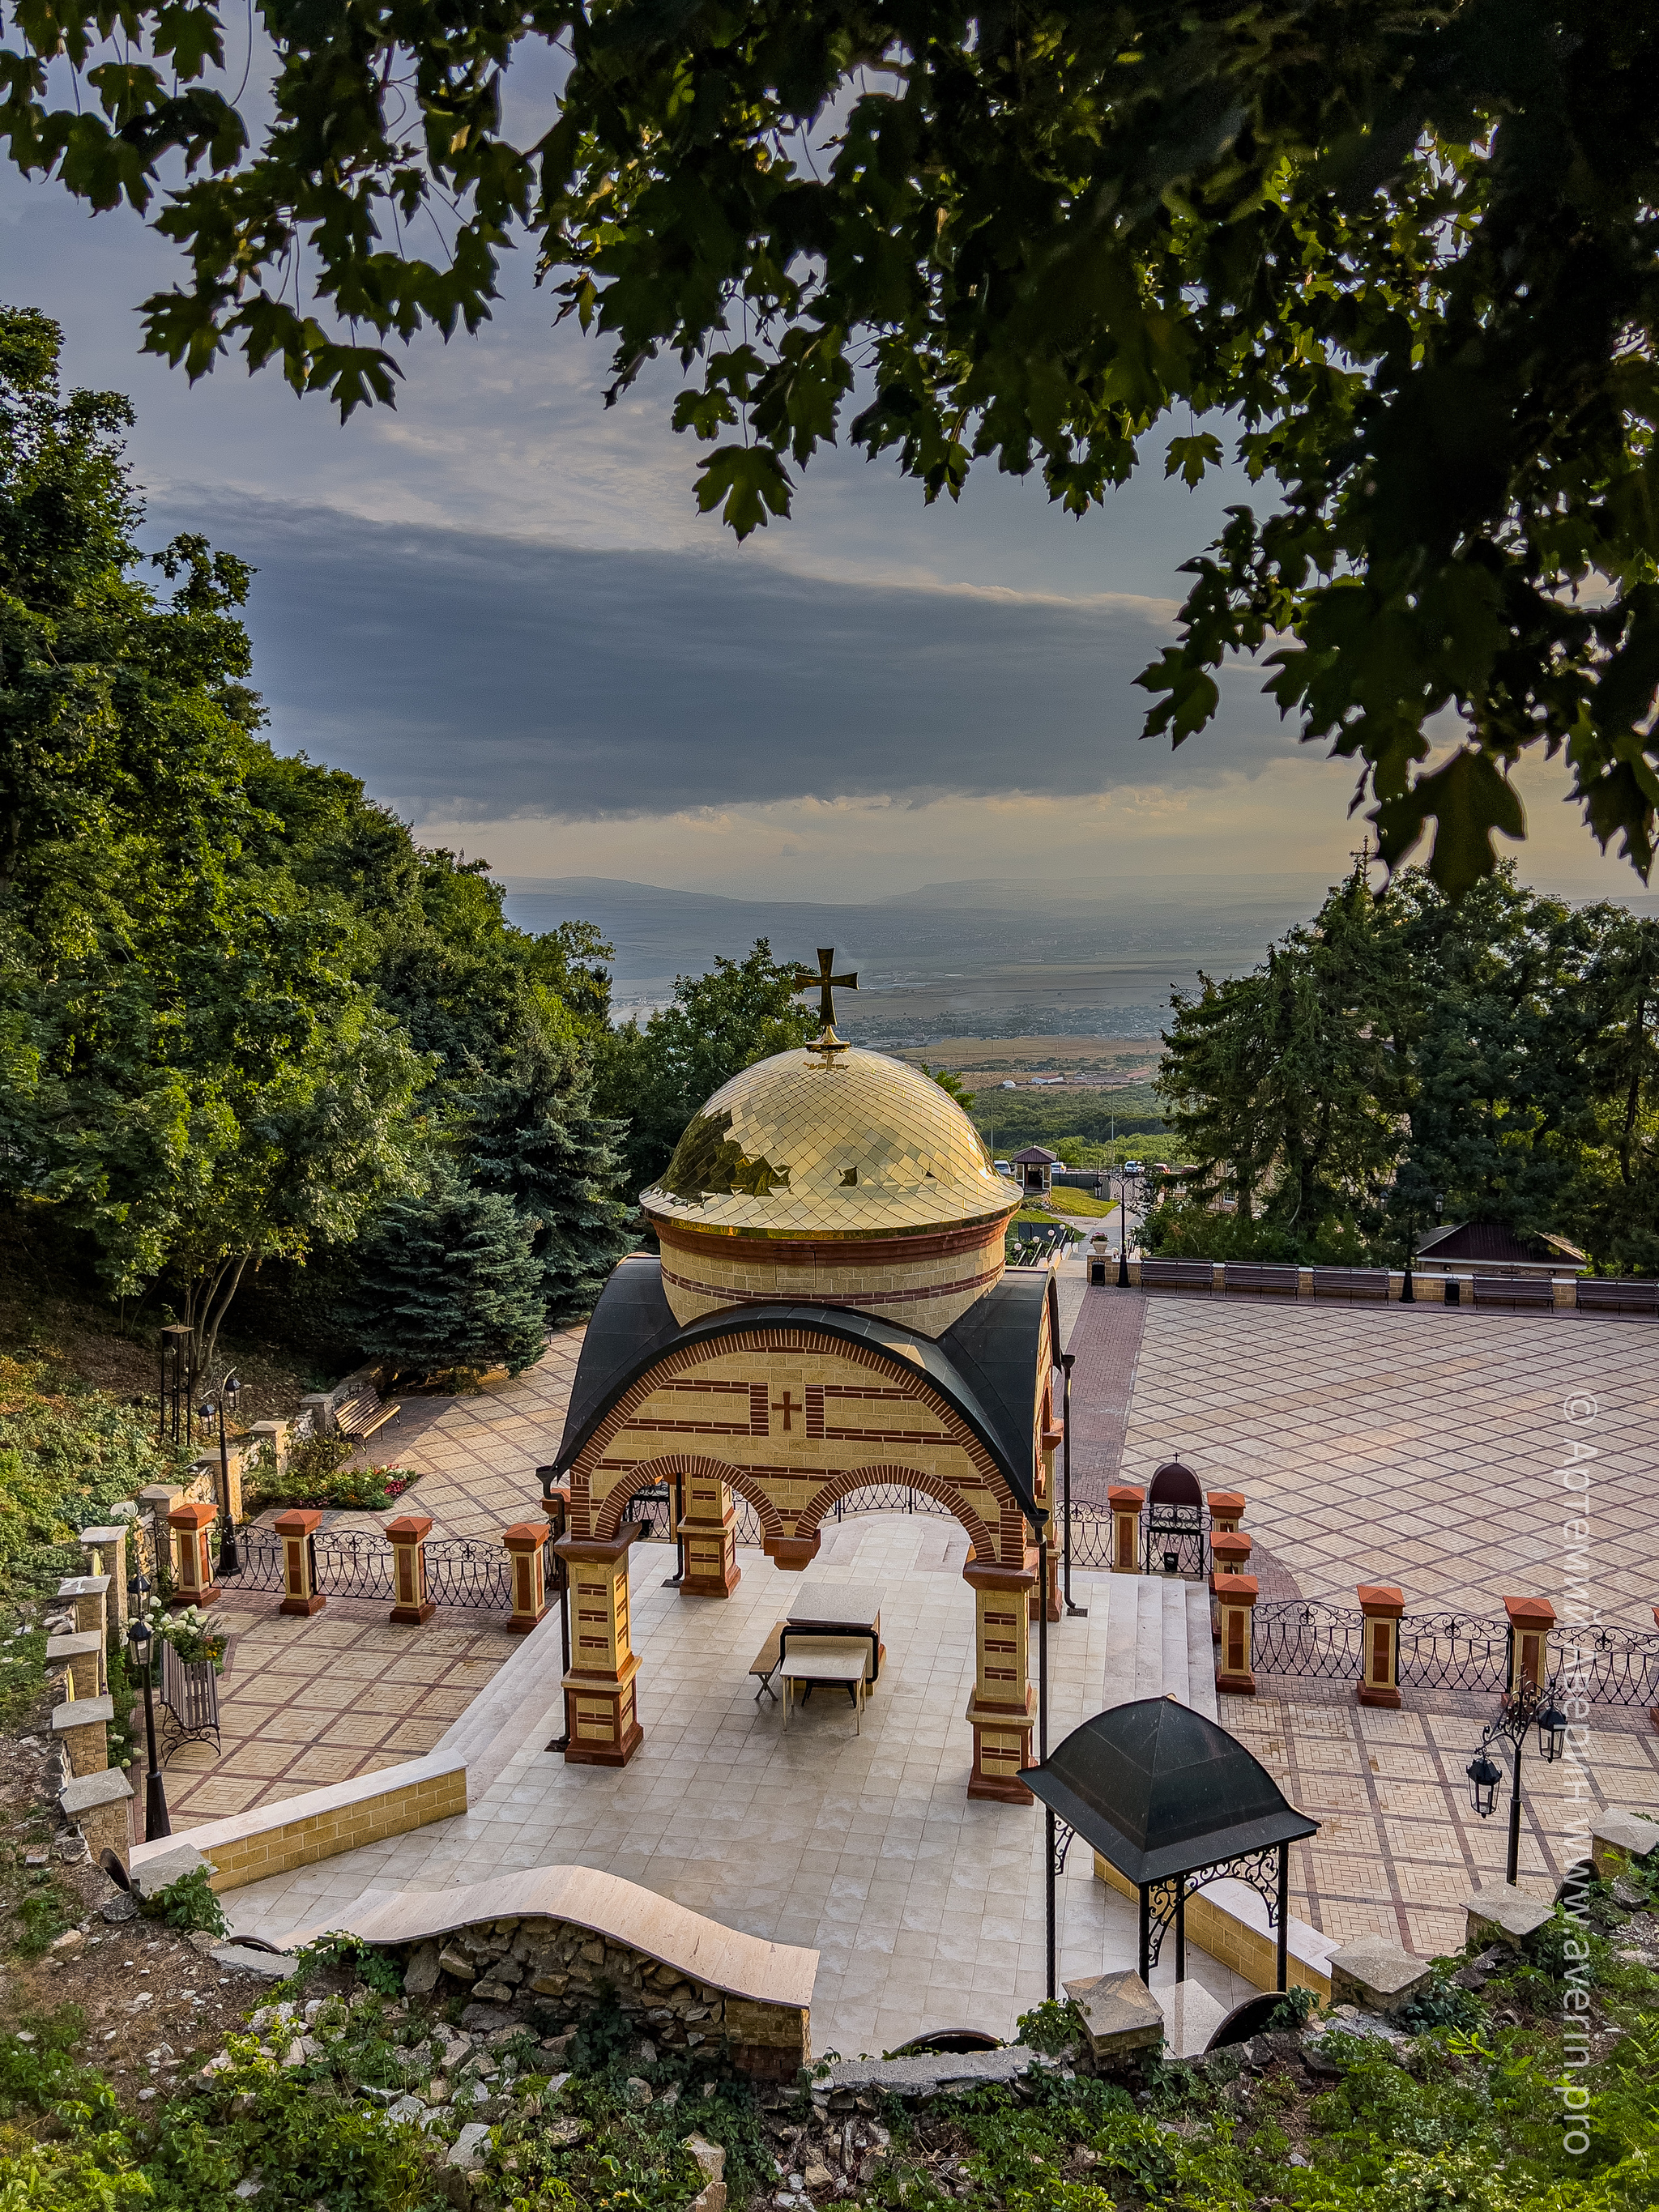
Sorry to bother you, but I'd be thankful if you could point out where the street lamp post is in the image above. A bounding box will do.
[1115,1168,1132,1289]
[198,1372,242,1577]
[126,1577,170,1841]
[1465,1674,1567,1885]
[1060,1352,1086,1618]
[1401,1215,1418,1305]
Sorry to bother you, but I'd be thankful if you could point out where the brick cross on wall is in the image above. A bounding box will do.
[773,1390,802,1432]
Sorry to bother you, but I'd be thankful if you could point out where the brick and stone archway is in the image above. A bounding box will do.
[552,1283,1060,1802]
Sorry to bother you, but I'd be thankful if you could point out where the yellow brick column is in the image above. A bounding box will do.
[1207,1489,1246,1536]
[964,1560,1035,1802]
[1357,1583,1404,1708]
[1214,1572,1259,1695]
[386,1514,435,1626]
[274,1508,325,1616]
[503,1520,551,1634]
[557,1528,645,1767]
[1107,1485,1143,1573]
[676,1468,740,1599]
[167,1501,220,1609]
[1505,1595,1555,1695]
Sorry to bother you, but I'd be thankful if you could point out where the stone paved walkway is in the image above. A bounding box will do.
[1105,1290,1654,1624]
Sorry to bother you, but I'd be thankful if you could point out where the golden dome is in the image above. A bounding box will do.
[640,1046,1019,1242]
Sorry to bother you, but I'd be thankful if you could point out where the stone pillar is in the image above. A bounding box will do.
[46,1631,104,1702]
[557,1530,644,1767]
[60,1767,134,1870]
[56,1575,110,1661]
[1214,1573,1258,1694]
[167,1502,220,1609]
[249,1418,290,1481]
[137,1485,184,1586]
[52,1694,113,1776]
[1107,1485,1144,1574]
[1206,1490,1246,1536]
[676,1469,740,1598]
[386,1514,435,1625]
[1209,1530,1252,1584]
[1357,1583,1405,1708]
[1026,1540,1062,1622]
[79,1527,129,1633]
[274,1507,325,1616]
[504,1521,551,1634]
[963,1560,1035,1802]
[1504,1595,1555,1695]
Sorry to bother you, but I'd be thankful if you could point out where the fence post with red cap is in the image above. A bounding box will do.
[504,1521,551,1634]
[167,1501,220,1609]
[1215,1573,1259,1694]
[274,1507,325,1616]
[386,1514,435,1625]
[1107,1485,1143,1573]
[1357,1583,1405,1707]
[1504,1595,1555,1696]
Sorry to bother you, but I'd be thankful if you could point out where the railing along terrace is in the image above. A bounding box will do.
[228,1528,510,1610]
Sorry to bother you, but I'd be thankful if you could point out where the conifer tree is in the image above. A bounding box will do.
[463,1029,633,1326]
[342,1175,548,1379]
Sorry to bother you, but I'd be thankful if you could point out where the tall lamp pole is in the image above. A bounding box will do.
[1060,1353,1085,1617]
[126,1578,170,1841]
[1465,1674,1567,1885]
[1401,1216,1417,1305]
[199,1373,241,1576]
[1116,1168,1131,1289]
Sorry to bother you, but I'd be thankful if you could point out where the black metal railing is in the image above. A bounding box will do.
[1554,1623,1659,1707]
[224,1528,510,1611]
[1397,1613,1511,1694]
[423,1540,511,1611]
[1252,1600,1367,1681]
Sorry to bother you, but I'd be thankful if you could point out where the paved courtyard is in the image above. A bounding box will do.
[167,1281,1657,2047]
[1101,1291,1654,1623]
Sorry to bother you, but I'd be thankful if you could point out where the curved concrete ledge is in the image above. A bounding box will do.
[277,1861,819,2011]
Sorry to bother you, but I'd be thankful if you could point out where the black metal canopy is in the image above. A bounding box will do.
[1020,1696,1316,1887]
[1022,1697,1320,1996]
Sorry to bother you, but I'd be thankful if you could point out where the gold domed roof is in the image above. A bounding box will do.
[641,1047,1019,1241]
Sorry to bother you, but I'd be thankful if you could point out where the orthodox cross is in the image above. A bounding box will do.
[795,947,858,1055]
[772,1389,801,1432]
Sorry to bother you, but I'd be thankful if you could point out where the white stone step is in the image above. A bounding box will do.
[1098,1574,1218,1718]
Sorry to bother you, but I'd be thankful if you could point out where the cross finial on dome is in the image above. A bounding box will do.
[795,947,858,1056]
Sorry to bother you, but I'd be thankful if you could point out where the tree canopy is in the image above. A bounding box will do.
[0,305,633,1375]
[1147,866,1659,1273]
[2,4,1655,892]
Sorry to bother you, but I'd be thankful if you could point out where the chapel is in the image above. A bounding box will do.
[548,959,1064,1802]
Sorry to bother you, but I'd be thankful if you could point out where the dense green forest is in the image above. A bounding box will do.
[1145,868,1659,1274]
[0,308,812,1384]
[971,1085,1168,1163]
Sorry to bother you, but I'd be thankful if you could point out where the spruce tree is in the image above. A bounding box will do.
[343,1174,548,1378]
[463,1029,633,1326]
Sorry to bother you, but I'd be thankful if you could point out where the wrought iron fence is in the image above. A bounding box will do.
[1252,1600,1367,1681]
[424,1540,511,1611]
[1397,1613,1511,1694]
[225,1528,511,1611]
[1555,1622,1659,1707]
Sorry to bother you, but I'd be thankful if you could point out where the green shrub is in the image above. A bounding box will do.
[139,1867,227,1939]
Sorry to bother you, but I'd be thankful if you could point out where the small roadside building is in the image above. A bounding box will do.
[1009,1144,1060,1196]
[1414,1222,1585,1281]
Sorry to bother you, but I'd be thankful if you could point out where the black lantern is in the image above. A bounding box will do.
[1537,1697,1567,1764]
[1162,1549,1180,1575]
[1465,1750,1502,1818]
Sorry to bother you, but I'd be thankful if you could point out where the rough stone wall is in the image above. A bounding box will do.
[417,1914,807,2078]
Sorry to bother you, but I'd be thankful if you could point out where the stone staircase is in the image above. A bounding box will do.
[1099,1573,1218,1718]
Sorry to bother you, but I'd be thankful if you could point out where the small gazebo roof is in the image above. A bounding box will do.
[1019,1697,1317,1886]
[1009,1144,1060,1164]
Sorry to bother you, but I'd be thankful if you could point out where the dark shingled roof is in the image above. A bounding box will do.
[1019,1698,1318,1886]
[552,1259,1049,1525]
[1009,1145,1060,1164]
[1417,1221,1584,1265]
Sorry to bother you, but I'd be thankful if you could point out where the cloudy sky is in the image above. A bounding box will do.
[1,91,1645,910]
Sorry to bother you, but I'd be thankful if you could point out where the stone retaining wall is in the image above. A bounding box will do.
[418,1914,808,2079]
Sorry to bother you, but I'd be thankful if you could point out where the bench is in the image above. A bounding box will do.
[1311,1267,1390,1301]
[1140,1258,1214,1291]
[1222,1263,1301,1295]
[1576,1278,1658,1317]
[332,1383,403,1443]
[749,1621,787,1703]
[1471,1275,1555,1309]
[156,1634,221,1764]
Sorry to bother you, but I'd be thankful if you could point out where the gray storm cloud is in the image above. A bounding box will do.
[150,494,1289,824]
